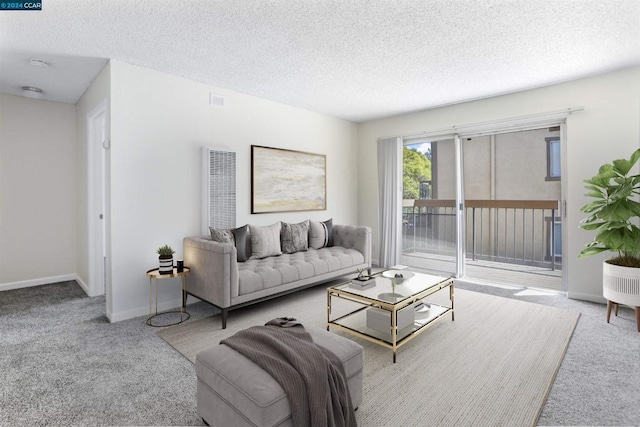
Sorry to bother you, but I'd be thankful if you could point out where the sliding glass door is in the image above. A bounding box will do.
[461,128,562,290]
[400,127,564,291]
[401,137,459,276]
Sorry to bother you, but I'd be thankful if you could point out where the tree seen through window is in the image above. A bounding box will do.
[403,144,432,199]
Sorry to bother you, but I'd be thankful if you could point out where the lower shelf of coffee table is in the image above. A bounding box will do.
[330,302,451,346]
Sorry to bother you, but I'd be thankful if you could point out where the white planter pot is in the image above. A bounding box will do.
[159,256,174,275]
[603,261,640,307]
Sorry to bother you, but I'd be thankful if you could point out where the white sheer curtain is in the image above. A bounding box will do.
[377,137,403,268]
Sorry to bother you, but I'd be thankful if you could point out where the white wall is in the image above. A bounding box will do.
[108,60,358,321]
[358,67,640,303]
[0,94,77,288]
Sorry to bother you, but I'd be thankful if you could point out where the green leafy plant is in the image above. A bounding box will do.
[156,244,175,258]
[403,147,432,200]
[579,148,640,267]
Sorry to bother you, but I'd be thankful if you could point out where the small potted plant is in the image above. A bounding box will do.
[157,244,175,275]
[579,148,640,330]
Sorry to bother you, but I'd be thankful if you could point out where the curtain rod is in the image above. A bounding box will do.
[378,106,584,141]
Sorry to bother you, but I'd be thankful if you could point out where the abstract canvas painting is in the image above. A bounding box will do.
[251,145,326,213]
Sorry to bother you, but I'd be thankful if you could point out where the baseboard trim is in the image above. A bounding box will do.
[567,291,606,305]
[108,298,184,323]
[75,274,90,295]
[0,274,77,292]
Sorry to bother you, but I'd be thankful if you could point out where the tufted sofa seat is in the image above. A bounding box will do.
[238,246,365,295]
[183,224,371,328]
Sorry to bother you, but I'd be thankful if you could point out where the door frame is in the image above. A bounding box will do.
[87,99,108,297]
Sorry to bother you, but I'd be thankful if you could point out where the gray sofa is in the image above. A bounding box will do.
[183,224,372,328]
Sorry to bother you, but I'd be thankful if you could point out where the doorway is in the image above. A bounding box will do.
[87,100,108,297]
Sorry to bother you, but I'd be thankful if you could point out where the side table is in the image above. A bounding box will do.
[145,267,191,327]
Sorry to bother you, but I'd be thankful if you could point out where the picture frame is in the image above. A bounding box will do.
[251,145,327,214]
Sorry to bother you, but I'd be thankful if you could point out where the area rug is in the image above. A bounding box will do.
[158,285,580,426]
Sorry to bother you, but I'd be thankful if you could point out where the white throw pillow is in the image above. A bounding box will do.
[308,220,329,249]
[249,222,282,259]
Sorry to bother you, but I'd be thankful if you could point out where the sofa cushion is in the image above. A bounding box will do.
[209,225,251,262]
[237,246,365,296]
[308,220,329,249]
[233,224,251,262]
[323,218,334,247]
[209,227,234,244]
[281,220,309,254]
[249,223,282,259]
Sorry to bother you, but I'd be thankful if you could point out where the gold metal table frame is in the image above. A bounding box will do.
[145,267,191,327]
[327,271,454,363]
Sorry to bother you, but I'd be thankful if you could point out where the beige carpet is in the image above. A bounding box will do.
[158,285,580,426]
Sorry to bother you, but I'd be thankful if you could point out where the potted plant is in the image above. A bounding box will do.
[157,244,175,275]
[579,148,640,331]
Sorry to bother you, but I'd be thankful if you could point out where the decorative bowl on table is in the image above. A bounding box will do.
[382,270,415,285]
[414,301,431,315]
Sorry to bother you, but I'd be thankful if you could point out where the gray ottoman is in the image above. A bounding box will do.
[195,326,364,427]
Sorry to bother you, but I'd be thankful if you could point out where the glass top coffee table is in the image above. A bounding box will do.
[327,270,454,363]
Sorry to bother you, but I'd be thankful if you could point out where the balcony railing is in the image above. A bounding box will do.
[402,199,561,271]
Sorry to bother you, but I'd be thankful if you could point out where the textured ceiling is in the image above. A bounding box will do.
[1,0,639,122]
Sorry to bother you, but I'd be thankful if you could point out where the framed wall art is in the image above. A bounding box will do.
[251,145,326,214]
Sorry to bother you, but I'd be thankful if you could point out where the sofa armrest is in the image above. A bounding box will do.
[183,236,239,309]
[333,225,372,267]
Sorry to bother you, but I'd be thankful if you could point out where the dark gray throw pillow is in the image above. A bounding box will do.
[232,225,251,262]
[323,218,334,247]
[281,220,309,254]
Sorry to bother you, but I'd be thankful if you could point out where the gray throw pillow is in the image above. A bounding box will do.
[308,220,329,249]
[249,222,282,259]
[281,220,309,254]
[209,227,234,245]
